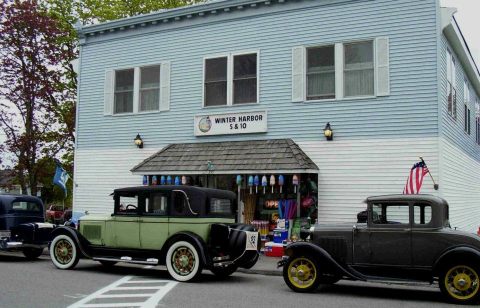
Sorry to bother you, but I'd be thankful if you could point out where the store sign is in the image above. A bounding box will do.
[194,111,267,136]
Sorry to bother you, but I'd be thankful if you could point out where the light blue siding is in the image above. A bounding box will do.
[77,0,439,150]
[440,36,480,162]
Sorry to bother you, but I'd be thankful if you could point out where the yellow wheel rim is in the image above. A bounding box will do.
[444,265,479,301]
[287,257,317,289]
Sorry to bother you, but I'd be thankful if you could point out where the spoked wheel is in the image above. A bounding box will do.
[440,264,480,304]
[283,255,320,293]
[166,241,202,282]
[50,234,79,270]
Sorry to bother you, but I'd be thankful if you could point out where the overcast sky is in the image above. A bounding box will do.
[0,1,479,150]
[441,0,480,65]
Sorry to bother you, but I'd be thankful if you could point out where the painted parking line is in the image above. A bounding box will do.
[67,276,178,308]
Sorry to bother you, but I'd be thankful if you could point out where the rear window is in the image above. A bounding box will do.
[12,201,41,212]
[209,198,233,216]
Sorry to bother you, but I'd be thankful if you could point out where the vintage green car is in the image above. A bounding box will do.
[49,186,260,282]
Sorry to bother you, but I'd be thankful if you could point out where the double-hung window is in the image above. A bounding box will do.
[464,80,471,135]
[105,63,170,115]
[297,38,388,102]
[344,41,374,97]
[114,69,134,114]
[204,52,258,107]
[139,65,160,112]
[447,49,457,119]
[306,45,335,100]
[476,99,480,145]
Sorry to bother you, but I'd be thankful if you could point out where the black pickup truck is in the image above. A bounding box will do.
[279,194,480,304]
[0,194,54,259]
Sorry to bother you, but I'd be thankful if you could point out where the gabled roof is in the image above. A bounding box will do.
[131,139,319,175]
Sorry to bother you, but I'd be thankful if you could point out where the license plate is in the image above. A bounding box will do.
[245,231,259,251]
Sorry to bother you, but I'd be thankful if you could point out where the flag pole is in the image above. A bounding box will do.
[419,157,439,190]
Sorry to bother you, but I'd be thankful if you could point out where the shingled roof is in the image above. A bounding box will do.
[131,139,318,175]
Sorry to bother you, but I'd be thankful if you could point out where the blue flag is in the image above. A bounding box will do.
[53,163,70,196]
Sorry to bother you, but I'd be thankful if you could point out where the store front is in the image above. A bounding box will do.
[131,139,319,255]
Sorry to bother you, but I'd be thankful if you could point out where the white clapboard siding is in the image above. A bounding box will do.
[73,148,162,214]
[298,138,439,224]
[440,138,480,233]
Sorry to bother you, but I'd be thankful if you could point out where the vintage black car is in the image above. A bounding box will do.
[0,194,53,259]
[50,186,260,282]
[279,195,480,304]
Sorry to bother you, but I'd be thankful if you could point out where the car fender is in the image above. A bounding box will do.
[163,231,210,267]
[50,226,91,258]
[284,242,364,281]
[433,245,480,275]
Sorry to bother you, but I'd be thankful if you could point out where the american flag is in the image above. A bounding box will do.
[403,161,429,194]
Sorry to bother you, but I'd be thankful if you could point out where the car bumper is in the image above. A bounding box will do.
[0,238,47,250]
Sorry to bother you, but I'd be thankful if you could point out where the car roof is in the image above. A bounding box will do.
[113,185,237,200]
[366,194,448,207]
[0,194,43,203]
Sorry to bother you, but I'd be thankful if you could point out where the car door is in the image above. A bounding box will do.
[139,192,169,250]
[112,193,141,249]
[368,202,412,267]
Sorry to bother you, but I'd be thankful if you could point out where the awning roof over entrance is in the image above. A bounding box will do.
[131,139,319,175]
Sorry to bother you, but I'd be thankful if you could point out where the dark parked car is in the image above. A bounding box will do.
[46,204,64,224]
[279,195,480,304]
[0,194,53,259]
[49,186,260,282]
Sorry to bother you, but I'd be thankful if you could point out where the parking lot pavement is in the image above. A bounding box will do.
[67,275,178,308]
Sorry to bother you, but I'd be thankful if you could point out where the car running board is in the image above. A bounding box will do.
[93,256,159,265]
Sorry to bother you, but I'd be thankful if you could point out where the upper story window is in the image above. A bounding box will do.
[104,63,170,116]
[114,69,134,114]
[446,49,457,119]
[139,65,160,112]
[476,99,480,145]
[204,52,258,107]
[295,37,389,102]
[306,45,335,100]
[344,41,374,97]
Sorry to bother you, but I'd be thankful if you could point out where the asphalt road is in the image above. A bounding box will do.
[0,252,460,308]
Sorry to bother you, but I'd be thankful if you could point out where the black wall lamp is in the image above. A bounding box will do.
[324,122,333,141]
[134,133,144,148]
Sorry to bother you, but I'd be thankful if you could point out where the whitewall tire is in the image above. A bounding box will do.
[50,234,79,270]
[166,241,202,282]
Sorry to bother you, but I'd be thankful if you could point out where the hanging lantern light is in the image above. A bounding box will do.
[270,175,276,193]
[152,175,158,185]
[248,175,254,194]
[174,176,181,185]
[160,175,166,185]
[261,175,268,194]
[278,175,285,193]
[292,174,299,193]
[181,176,187,185]
[254,175,260,194]
[166,175,172,185]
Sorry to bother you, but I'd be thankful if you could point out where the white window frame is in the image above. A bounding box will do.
[301,38,381,103]
[111,63,164,116]
[464,79,470,134]
[203,50,259,108]
[138,65,161,113]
